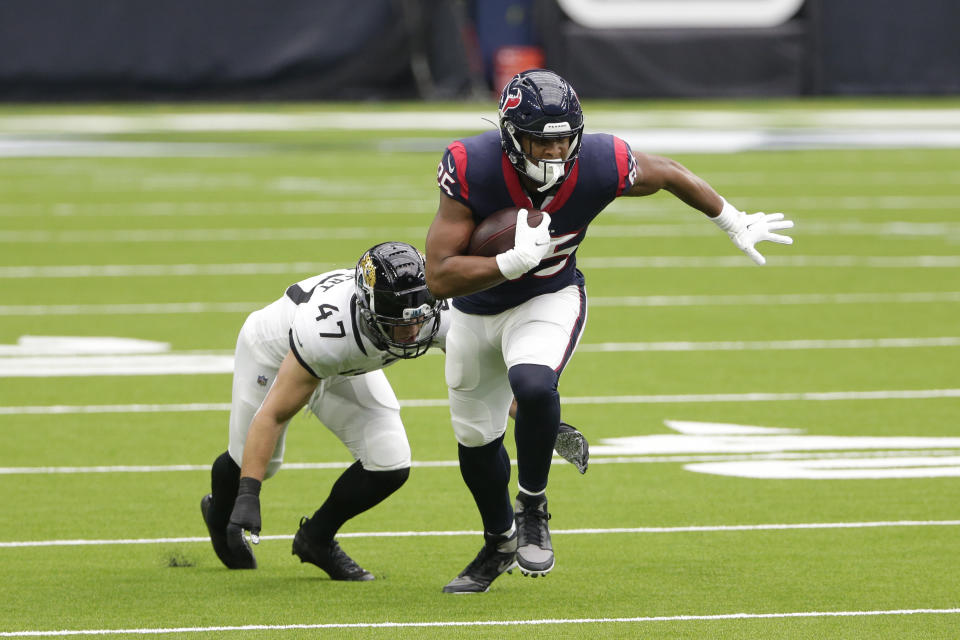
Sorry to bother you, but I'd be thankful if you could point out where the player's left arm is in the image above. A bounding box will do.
[625,151,795,265]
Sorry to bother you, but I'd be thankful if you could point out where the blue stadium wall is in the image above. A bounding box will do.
[0,0,956,101]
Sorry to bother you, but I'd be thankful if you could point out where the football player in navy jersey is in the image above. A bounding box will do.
[200,242,445,580]
[425,69,795,593]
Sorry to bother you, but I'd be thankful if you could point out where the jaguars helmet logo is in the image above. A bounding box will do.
[360,253,376,289]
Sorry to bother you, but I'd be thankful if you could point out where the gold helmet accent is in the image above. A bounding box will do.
[360,253,376,288]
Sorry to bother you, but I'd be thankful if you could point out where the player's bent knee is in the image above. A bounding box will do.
[508,363,559,405]
[361,421,412,471]
[452,419,505,448]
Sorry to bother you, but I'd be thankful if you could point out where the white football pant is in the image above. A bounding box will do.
[444,284,586,447]
[227,322,410,478]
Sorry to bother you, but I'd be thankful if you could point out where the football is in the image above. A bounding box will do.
[467,207,545,257]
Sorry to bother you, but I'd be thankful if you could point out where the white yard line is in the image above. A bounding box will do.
[590,291,960,306]
[2,519,958,549]
[576,337,960,351]
[4,450,960,476]
[2,388,958,416]
[2,608,959,637]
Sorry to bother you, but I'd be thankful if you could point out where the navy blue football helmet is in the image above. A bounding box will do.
[498,69,584,192]
[355,242,442,359]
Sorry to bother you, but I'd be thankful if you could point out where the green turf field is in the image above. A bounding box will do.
[1,99,959,638]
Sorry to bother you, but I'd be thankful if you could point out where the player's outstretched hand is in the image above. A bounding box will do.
[226,477,262,556]
[712,200,794,266]
[496,209,553,280]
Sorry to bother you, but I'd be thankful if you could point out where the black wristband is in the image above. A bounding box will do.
[237,476,262,496]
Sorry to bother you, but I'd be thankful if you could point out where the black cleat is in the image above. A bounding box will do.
[200,494,256,569]
[292,517,374,581]
[515,492,554,577]
[442,529,518,593]
[555,422,589,474]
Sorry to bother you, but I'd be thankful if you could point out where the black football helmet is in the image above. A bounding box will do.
[355,242,442,359]
[498,69,584,192]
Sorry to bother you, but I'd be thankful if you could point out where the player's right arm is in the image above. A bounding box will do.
[227,350,320,547]
[239,351,320,482]
[425,194,507,299]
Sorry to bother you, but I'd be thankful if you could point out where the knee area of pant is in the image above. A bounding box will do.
[508,364,558,404]
[453,419,504,448]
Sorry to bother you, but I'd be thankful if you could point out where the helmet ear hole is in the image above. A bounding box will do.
[354,242,442,359]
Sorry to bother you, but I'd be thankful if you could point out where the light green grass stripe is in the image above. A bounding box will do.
[3,293,960,317]
[1,195,957,217]
[4,222,960,243]
[4,256,960,277]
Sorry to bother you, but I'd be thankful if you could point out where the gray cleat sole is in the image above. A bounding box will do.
[518,559,554,577]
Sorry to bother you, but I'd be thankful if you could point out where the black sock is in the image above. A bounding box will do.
[458,435,513,534]
[305,461,409,542]
[208,451,241,528]
[509,363,561,493]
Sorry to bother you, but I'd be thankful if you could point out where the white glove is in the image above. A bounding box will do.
[711,198,794,265]
[496,209,553,280]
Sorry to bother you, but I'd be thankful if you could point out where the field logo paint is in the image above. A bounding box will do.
[0,336,233,377]
[591,420,960,479]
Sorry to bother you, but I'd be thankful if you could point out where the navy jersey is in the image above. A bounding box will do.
[436,129,637,314]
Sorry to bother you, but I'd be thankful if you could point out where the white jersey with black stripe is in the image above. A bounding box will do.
[244,269,446,381]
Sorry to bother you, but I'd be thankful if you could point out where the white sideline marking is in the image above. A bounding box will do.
[2,520,958,549]
[3,292,960,317]
[2,609,959,637]
[2,388,959,416]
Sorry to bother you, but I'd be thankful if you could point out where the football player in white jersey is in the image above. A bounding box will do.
[201,241,590,579]
[201,242,445,579]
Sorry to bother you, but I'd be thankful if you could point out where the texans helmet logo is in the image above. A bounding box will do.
[501,88,522,112]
